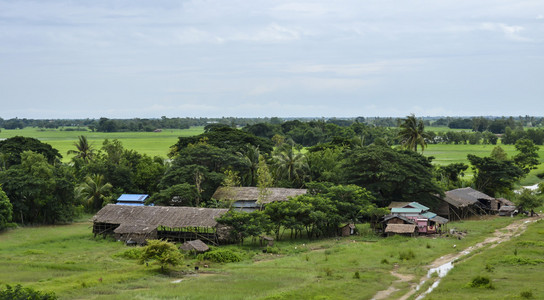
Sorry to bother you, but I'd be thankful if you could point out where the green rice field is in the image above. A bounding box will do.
[0,127,205,160]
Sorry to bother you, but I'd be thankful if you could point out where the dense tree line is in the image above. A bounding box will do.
[0,115,541,235]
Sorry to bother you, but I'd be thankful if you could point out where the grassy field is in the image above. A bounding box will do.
[423,144,544,186]
[0,215,527,299]
[426,218,544,299]
[0,127,205,160]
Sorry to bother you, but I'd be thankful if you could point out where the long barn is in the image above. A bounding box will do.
[92,204,229,245]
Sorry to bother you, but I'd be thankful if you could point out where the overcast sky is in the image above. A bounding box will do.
[1,0,543,119]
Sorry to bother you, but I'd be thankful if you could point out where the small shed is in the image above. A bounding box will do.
[499,206,518,216]
[340,224,356,237]
[179,239,209,253]
[384,224,417,237]
[441,188,489,220]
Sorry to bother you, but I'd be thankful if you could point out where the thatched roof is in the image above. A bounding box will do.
[212,187,307,204]
[497,198,515,206]
[92,204,228,229]
[443,187,493,208]
[114,224,156,234]
[179,239,209,252]
[431,215,449,224]
[382,214,416,224]
[385,224,417,234]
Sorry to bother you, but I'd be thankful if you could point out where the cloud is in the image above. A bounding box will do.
[480,22,531,41]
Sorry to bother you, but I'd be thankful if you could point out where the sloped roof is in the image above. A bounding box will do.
[443,187,493,208]
[430,215,449,224]
[179,239,209,252]
[407,202,429,211]
[421,211,437,219]
[114,224,156,234]
[497,198,515,206]
[92,204,228,229]
[388,202,412,209]
[391,207,422,214]
[382,214,416,224]
[117,194,149,202]
[385,224,417,234]
[212,187,307,204]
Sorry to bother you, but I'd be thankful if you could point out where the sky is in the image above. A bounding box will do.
[1,0,543,119]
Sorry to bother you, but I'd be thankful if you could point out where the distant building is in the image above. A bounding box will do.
[212,187,307,212]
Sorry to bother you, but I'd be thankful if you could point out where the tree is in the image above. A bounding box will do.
[147,183,198,206]
[67,135,95,163]
[490,146,508,161]
[271,144,308,187]
[435,163,468,189]
[343,145,442,207]
[257,156,274,206]
[0,136,61,168]
[237,144,260,186]
[467,154,524,196]
[0,188,13,231]
[398,114,430,152]
[217,210,271,244]
[0,151,76,224]
[0,284,57,300]
[515,189,543,216]
[77,174,113,212]
[513,139,540,175]
[139,240,183,272]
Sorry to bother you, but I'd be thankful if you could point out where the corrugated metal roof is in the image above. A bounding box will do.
[421,211,437,219]
[117,194,149,202]
[391,208,422,214]
[407,202,429,211]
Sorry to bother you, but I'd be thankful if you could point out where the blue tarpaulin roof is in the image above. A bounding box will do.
[117,194,149,202]
[391,207,422,214]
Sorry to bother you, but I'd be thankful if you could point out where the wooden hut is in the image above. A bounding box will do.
[179,239,209,253]
[440,188,489,220]
[212,187,307,212]
[92,204,229,245]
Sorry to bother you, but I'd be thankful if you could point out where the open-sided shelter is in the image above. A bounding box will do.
[439,187,490,220]
[212,187,307,212]
[92,204,228,245]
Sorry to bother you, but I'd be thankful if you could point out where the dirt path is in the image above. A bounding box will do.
[371,217,540,300]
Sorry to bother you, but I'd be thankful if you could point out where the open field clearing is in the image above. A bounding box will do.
[0,216,533,299]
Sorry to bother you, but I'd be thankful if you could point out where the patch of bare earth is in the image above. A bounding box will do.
[371,217,540,300]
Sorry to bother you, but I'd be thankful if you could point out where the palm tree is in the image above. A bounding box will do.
[237,144,260,186]
[77,174,113,212]
[67,135,95,163]
[272,144,308,186]
[398,114,430,152]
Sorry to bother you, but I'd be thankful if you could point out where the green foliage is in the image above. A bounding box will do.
[398,249,415,261]
[148,183,198,206]
[515,189,543,215]
[467,154,525,196]
[114,248,143,260]
[265,246,280,254]
[0,284,57,300]
[197,248,242,263]
[0,151,77,224]
[0,188,13,231]
[217,210,271,244]
[513,139,540,174]
[468,275,494,289]
[398,114,430,152]
[343,145,443,206]
[271,143,308,188]
[490,146,508,161]
[498,255,544,265]
[76,174,113,212]
[0,136,62,168]
[139,240,183,272]
[520,290,534,299]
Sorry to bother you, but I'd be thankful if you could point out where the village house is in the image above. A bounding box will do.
[384,201,448,235]
[438,187,515,220]
[211,187,307,212]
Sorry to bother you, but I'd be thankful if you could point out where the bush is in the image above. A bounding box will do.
[0,284,57,300]
[468,276,495,289]
[198,249,242,263]
[114,248,143,260]
[499,255,544,265]
[520,290,534,299]
[265,246,280,254]
[399,249,415,261]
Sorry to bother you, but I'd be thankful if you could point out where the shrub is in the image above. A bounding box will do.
[115,248,143,260]
[520,290,534,299]
[399,249,415,261]
[353,271,360,279]
[198,249,242,263]
[381,258,389,264]
[0,284,57,300]
[499,255,544,265]
[468,276,495,289]
[265,246,280,254]
[139,240,183,272]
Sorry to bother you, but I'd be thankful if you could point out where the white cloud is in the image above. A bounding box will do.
[480,22,530,41]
